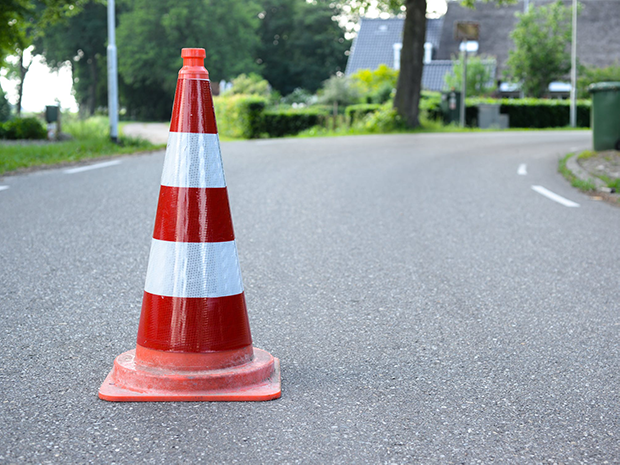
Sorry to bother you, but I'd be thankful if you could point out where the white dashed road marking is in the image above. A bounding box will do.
[518,164,527,175]
[532,185,580,207]
[64,160,122,174]
[0,186,9,191]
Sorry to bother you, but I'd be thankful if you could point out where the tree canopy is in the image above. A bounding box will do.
[505,0,575,98]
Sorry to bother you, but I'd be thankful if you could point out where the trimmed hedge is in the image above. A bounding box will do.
[213,95,267,139]
[1,117,47,140]
[256,109,328,138]
[465,98,591,128]
[214,95,329,138]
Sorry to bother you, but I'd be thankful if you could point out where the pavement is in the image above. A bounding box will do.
[123,123,170,145]
[1,130,619,463]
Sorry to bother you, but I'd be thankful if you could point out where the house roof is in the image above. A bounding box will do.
[436,0,620,70]
[345,17,444,75]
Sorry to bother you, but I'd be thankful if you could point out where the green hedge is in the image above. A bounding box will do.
[257,108,328,138]
[214,95,329,138]
[465,98,591,128]
[345,104,382,124]
[1,117,47,140]
[213,95,267,139]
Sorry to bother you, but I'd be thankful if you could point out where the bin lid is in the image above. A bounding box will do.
[588,82,620,93]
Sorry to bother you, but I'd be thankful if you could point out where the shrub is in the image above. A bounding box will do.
[281,88,315,106]
[345,104,382,125]
[223,73,272,98]
[462,98,590,128]
[257,108,329,138]
[213,95,267,139]
[359,103,406,133]
[1,117,47,140]
[317,75,361,108]
[350,65,398,104]
[0,87,11,123]
[420,91,442,121]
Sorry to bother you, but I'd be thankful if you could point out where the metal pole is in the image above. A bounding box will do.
[569,0,577,128]
[460,41,467,128]
[107,0,119,143]
[524,0,529,13]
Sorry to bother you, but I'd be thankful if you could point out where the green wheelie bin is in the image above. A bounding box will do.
[588,82,620,151]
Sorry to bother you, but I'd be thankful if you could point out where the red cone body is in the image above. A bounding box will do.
[99,48,281,402]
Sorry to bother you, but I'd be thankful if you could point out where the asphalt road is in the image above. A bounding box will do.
[1,131,619,464]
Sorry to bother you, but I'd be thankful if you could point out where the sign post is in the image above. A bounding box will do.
[455,22,479,128]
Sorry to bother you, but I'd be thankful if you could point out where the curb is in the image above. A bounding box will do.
[565,152,608,191]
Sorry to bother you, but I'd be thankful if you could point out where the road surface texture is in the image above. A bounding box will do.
[1,131,619,463]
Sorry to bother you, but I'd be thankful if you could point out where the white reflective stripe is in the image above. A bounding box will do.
[161,132,226,188]
[144,239,244,298]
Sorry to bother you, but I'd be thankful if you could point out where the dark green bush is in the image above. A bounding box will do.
[345,104,382,125]
[0,87,11,123]
[1,117,47,140]
[257,108,329,138]
[465,98,591,128]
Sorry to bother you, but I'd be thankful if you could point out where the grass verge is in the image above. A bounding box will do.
[0,116,164,176]
[558,152,597,191]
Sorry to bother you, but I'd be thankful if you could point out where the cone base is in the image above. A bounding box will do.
[98,347,281,402]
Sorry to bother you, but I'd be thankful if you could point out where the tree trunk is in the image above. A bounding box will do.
[16,51,31,116]
[393,0,427,128]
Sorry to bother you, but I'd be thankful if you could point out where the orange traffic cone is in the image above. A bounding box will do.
[98,48,281,401]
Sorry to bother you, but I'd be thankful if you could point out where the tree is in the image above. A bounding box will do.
[349,0,513,128]
[577,63,620,99]
[257,0,350,95]
[505,0,575,98]
[0,0,83,114]
[116,0,261,120]
[444,55,496,97]
[34,1,108,116]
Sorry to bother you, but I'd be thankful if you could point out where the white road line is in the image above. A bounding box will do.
[0,186,9,191]
[531,185,580,207]
[64,160,121,174]
[518,164,527,175]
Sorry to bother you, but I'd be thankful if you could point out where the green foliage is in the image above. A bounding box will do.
[34,1,108,116]
[318,75,361,108]
[350,65,398,104]
[0,85,11,122]
[213,94,267,139]
[1,116,47,139]
[505,1,575,98]
[281,88,315,106]
[116,0,261,121]
[465,98,591,128]
[225,73,271,97]
[444,56,496,97]
[558,152,597,191]
[0,0,84,66]
[214,93,328,139]
[258,108,328,138]
[257,0,350,95]
[345,104,382,124]
[419,91,442,121]
[360,104,405,133]
[577,64,620,99]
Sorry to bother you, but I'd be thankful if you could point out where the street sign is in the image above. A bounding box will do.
[454,21,480,41]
